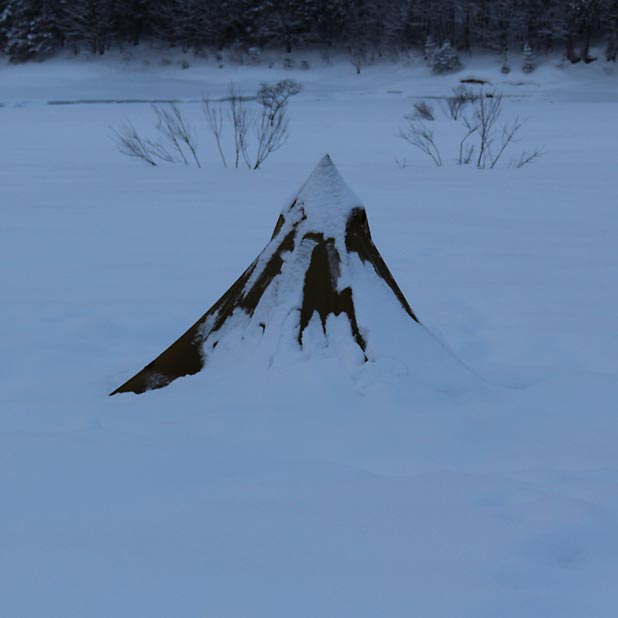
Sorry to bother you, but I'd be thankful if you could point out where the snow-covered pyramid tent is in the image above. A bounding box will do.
[112,155,465,396]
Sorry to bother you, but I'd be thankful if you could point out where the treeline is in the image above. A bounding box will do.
[1,0,617,63]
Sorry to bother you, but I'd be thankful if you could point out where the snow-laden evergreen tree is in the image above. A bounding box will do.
[501,50,511,73]
[310,0,346,46]
[0,0,617,64]
[467,0,514,52]
[58,0,115,55]
[346,0,376,74]
[424,35,437,65]
[432,40,461,73]
[602,0,618,60]
[149,0,205,49]
[522,41,535,72]
[112,0,148,46]
[345,0,385,53]
[381,0,410,51]
[570,0,600,61]
[0,0,59,61]
[258,0,315,52]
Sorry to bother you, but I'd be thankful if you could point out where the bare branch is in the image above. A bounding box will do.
[442,85,478,120]
[153,103,201,168]
[394,157,409,169]
[253,105,289,170]
[146,139,177,164]
[399,118,442,167]
[256,80,302,126]
[489,116,524,169]
[202,96,227,168]
[459,113,479,165]
[514,149,542,168]
[398,87,539,172]
[413,101,435,121]
[474,92,503,168]
[111,122,158,167]
[226,83,252,169]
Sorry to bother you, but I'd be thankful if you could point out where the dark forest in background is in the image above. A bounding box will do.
[1,0,616,63]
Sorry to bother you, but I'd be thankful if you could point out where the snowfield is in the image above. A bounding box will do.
[1,50,617,617]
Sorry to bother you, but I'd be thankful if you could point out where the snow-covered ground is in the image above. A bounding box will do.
[1,50,617,617]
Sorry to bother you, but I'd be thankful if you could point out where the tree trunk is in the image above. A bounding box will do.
[581,24,595,61]
[566,35,580,63]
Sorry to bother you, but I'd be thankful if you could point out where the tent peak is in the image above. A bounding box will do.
[281,155,363,238]
[297,154,347,196]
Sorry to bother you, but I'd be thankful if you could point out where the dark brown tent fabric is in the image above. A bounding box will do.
[111,156,418,395]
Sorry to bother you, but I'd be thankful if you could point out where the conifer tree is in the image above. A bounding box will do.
[522,41,535,72]
[432,40,461,73]
[0,0,616,64]
[0,0,59,61]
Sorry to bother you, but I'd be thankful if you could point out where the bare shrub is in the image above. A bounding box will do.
[513,149,543,168]
[442,85,478,120]
[466,91,526,169]
[398,118,442,167]
[256,79,302,126]
[413,101,435,121]
[112,122,160,167]
[202,96,227,168]
[458,114,479,165]
[398,88,540,170]
[113,81,297,170]
[152,103,201,168]
[461,90,540,169]
[201,80,295,170]
[112,121,180,167]
[252,81,295,169]
[253,103,289,170]
[226,83,252,168]
[112,105,201,168]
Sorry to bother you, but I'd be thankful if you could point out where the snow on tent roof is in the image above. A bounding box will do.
[111,155,420,395]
